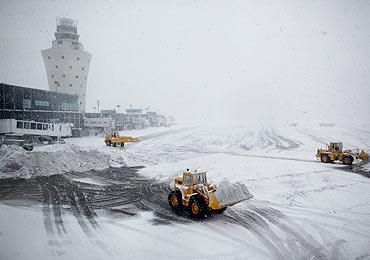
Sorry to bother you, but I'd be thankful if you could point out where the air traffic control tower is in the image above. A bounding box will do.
[42,18,91,112]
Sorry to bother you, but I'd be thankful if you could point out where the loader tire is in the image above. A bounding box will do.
[168,191,182,211]
[113,143,117,147]
[188,196,206,219]
[320,154,331,163]
[342,156,353,165]
[121,142,125,147]
[106,141,112,146]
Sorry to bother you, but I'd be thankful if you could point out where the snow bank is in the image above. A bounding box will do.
[0,144,124,179]
[0,145,30,178]
[362,161,370,172]
[214,180,253,206]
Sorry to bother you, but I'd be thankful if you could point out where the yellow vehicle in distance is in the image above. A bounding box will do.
[316,141,368,165]
[104,130,139,147]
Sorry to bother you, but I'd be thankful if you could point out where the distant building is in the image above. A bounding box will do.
[146,111,159,127]
[0,83,83,132]
[157,114,167,126]
[41,18,92,112]
[125,108,145,129]
[84,107,171,131]
[83,117,114,136]
[100,109,116,119]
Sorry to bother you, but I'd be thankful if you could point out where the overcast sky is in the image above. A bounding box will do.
[0,0,369,124]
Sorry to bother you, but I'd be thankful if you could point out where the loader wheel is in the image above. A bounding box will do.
[342,156,354,165]
[113,143,117,147]
[121,142,125,147]
[106,141,112,146]
[189,196,206,219]
[320,154,331,163]
[168,191,182,211]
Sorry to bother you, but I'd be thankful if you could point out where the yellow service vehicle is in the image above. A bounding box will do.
[168,170,252,218]
[316,141,368,165]
[104,130,139,147]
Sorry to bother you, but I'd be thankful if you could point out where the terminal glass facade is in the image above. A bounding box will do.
[0,83,83,128]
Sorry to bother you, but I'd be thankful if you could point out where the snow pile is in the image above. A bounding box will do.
[0,144,124,179]
[214,180,253,206]
[0,145,30,178]
[362,161,370,172]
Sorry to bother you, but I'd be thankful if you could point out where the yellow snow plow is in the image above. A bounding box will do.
[104,130,139,147]
[168,170,253,218]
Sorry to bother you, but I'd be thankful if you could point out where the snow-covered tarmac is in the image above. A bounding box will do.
[1,123,370,259]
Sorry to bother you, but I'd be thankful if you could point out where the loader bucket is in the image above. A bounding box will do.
[209,180,253,210]
[359,150,369,161]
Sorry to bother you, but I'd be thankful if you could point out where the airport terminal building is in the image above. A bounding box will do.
[0,82,172,138]
[0,83,83,130]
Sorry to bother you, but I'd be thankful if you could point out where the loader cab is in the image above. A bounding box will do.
[182,171,207,187]
[328,142,342,152]
[111,131,119,138]
[106,131,119,139]
[179,171,209,202]
[193,172,207,185]
[182,172,194,186]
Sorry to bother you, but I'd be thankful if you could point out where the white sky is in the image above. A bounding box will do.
[0,0,369,124]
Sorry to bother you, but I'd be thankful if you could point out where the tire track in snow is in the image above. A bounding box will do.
[204,220,271,257]
[225,208,290,259]
[296,129,327,145]
[137,127,197,141]
[234,152,319,163]
[271,128,300,150]
[251,205,326,259]
[39,179,67,257]
[0,167,352,259]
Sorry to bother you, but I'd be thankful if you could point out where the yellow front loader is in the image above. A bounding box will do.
[316,141,369,165]
[168,170,253,218]
[104,130,139,147]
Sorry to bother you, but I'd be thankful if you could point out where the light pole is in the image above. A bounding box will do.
[93,106,96,113]
[116,105,121,114]
[97,100,100,114]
